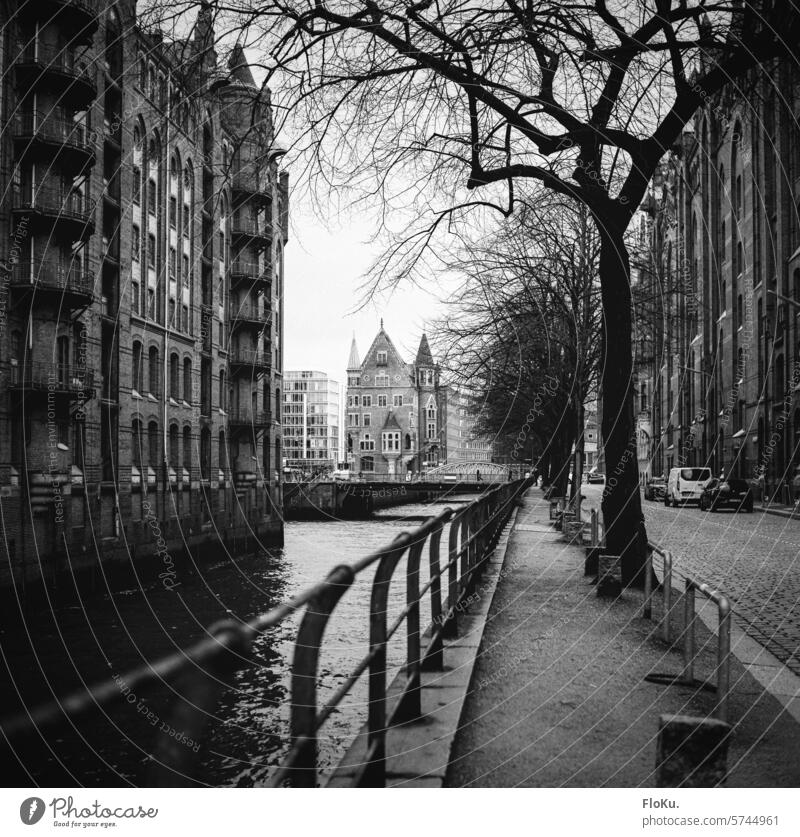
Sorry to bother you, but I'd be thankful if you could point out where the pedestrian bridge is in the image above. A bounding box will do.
[283,462,517,518]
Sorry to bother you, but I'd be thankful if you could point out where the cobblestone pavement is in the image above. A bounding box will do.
[581,484,800,675]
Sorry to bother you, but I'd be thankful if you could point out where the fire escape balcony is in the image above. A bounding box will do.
[14,42,97,109]
[12,111,95,172]
[231,303,270,332]
[13,185,95,240]
[18,0,99,45]
[229,260,272,291]
[229,349,270,375]
[10,260,94,309]
[7,361,95,399]
[227,408,272,431]
[231,218,272,249]
[232,171,271,204]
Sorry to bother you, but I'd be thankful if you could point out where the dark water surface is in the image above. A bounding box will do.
[0,497,472,786]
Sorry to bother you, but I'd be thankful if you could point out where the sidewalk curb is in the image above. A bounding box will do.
[691,596,800,724]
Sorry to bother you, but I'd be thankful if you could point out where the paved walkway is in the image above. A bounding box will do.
[445,489,800,787]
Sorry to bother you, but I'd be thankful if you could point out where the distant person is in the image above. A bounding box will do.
[476,470,482,482]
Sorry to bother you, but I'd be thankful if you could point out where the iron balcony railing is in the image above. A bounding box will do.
[14,41,97,102]
[20,0,99,42]
[10,260,93,301]
[231,303,269,329]
[13,185,94,231]
[0,478,531,786]
[231,218,272,244]
[8,361,94,393]
[229,348,270,370]
[13,111,94,160]
[229,261,271,288]
[227,408,272,428]
[231,171,271,200]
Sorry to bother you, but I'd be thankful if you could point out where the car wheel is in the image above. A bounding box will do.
[672,495,679,508]
[700,496,707,511]
[664,494,669,507]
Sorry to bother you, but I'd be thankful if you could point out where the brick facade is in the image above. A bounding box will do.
[0,1,288,590]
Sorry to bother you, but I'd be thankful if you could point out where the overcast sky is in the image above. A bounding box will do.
[282,194,449,387]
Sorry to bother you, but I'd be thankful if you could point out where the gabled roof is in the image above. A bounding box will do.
[347,335,361,370]
[361,321,407,370]
[382,411,402,431]
[415,333,435,367]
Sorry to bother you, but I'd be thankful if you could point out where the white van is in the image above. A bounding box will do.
[665,467,713,506]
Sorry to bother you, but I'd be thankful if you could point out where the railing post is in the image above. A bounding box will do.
[643,546,654,621]
[663,550,673,644]
[285,564,354,787]
[399,532,427,721]
[443,509,462,639]
[716,596,732,723]
[682,579,696,684]
[365,543,406,787]
[425,521,446,670]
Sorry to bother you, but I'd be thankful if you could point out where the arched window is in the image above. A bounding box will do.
[56,335,69,384]
[148,346,159,395]
[219,430,227,470]
[183,426,192,470]
[405,433,412,450]
[170,353,179,399]
[218,369,226,410]
[105,7,123,78]
[200,427,211,479]
[183,358,192,402]
[169,423,180,468]
[148,421,159,468]
[132,341,143,393]
[132,419,143,467]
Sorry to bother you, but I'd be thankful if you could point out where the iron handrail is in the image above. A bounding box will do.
[2,479,530,787]
[643,540,731,723]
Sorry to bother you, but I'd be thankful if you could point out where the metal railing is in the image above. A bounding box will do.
[10,260,93,298]
[13,111,94,156]
[231,218,272,242]
[0,479,530,786]
[226,408,272,427]
[14,42,96,91]
[228,348,270,369]
[13,185,94,226]
[8,361,94,392]
[644,540,731,723]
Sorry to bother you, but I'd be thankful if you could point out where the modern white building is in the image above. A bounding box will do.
[283,371,341,474]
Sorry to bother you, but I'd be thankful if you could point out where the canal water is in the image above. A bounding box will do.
[0,495,474,787]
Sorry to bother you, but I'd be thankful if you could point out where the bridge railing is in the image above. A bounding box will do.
[1,479,532,786]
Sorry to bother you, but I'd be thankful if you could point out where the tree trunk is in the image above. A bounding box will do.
[596,217,648,587]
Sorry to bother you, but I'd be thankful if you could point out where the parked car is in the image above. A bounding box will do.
[330,469,351,481]
[699,477,754,512]
[665,467,713,506]
[644,476,666,501]
[587,471,605,484]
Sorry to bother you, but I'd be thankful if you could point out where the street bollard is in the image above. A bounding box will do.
[643,547,653,621]
[663,551,673,644]
[591,509,598,547]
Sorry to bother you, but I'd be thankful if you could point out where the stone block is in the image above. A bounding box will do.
[596,552,621,597]
[655,714,731,787]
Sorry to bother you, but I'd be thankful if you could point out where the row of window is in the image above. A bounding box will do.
[347,412,418,428]
[348,394,407,408]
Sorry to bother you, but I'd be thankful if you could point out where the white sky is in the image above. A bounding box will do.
[283,195,448,386]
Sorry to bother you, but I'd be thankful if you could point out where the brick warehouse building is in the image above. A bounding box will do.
[0,1,288,591]
[345,324,491,477]
[637,57,800,500]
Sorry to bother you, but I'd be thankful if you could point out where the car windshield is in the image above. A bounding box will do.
[680,468,710,481]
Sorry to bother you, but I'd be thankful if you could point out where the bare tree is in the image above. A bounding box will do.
[149,0,799,582]
[431,195,602,501]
